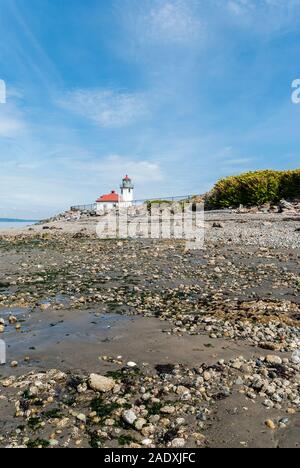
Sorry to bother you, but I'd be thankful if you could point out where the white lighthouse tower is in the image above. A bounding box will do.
[120,175,134,208]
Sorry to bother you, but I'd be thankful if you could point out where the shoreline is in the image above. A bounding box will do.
[1,210,300,249]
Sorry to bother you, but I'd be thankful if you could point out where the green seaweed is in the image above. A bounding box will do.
[27,438,50,449]
[90,397,120,419]
[118,434,137,446]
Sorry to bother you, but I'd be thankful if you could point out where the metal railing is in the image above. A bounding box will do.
[70,203,97,212]
[132,195,199,205]
[71,194,203,212]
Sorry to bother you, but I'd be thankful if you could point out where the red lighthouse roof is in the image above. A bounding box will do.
[96,190,121,203]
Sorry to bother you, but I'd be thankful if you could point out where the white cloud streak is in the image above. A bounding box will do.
[225,0,300,32]
[146,0,203,44]
[58,89,149,128]
[0,104,26,137]
[96,155,164,183]
[116,0,204,54]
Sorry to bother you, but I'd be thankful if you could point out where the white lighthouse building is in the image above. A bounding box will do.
[95,175,134,213]
[120,175,134,208]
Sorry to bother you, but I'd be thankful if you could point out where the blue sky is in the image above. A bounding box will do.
[1,0,300,218]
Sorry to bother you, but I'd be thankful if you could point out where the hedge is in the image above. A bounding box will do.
[206,169,300,209]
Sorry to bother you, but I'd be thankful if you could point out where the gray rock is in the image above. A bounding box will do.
[123,410,137,425]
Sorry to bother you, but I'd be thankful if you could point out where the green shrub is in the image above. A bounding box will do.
[146,199,172,204]
[206,169,300,209]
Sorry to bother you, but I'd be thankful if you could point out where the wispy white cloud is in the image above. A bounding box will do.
[0,104,26,137]
[116,0,204,52]
[69,154,164,185]
[227,0,255,16]
[146,0,203,44]
[225,0,300,32]
[99,155,164,183]
[58,88,149,128]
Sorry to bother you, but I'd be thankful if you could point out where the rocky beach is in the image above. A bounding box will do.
[2,0,300,452]
[0,209,299,449]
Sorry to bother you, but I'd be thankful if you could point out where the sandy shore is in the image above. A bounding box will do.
[0,212,299,448]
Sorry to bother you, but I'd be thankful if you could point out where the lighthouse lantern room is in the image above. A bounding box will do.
[120,175,134,208]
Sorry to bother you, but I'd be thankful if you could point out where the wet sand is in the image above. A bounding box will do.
[2,308,263,376]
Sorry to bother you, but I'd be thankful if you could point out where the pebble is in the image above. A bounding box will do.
[76,413,86,424]
[160,406,176,415]
[235,377,244,386]
[265,419,276,430]
[77,383,88,393]
[171,438,186,448]
[176,418,186,426]
[135,418,147,430]
[265,355,282,365]
[291,350,300,365]
[142,438,152,446]
[176,385,190,395]
[196,412,207,422]
[203,371,211,381]
[49,439,59,447]
[279,417,289,426]
[122,410,137,425]
[127,361,137,368]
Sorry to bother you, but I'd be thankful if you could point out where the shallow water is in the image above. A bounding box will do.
[0,221,36,230]
[0,308,131,370]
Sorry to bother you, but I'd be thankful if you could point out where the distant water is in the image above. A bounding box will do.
[0,219,38,230]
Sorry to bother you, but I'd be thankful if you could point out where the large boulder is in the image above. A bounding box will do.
[88,374,115,392]
[278,199,296,213]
